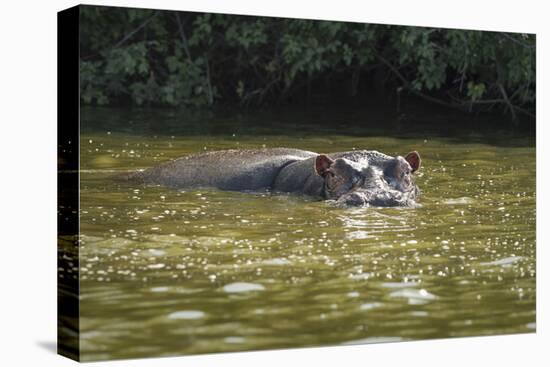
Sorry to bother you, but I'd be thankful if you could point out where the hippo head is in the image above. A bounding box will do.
[315,151,421,207]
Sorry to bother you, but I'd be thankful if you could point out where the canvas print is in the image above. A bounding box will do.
[57,5,536,362]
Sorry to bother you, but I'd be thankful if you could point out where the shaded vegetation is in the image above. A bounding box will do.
[79,6,535,121]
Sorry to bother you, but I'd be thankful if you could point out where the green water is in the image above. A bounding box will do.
[74,107,535,361]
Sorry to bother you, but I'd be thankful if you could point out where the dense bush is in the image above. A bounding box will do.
[79,6,535,119]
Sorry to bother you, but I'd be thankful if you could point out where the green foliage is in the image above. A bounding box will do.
[467,82,486,101]
[79,6,535,117]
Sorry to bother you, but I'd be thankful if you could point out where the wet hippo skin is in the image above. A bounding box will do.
[124,148,421,207]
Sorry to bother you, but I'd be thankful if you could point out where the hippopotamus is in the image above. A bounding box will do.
[123,148,421,207]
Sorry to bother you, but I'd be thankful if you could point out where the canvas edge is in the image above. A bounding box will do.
[57,4,81,362]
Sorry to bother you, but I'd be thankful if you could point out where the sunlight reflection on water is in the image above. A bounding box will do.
[73,108,536,361]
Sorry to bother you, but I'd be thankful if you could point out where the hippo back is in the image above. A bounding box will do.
[127,148,316,191]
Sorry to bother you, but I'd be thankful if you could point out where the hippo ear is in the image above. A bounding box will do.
[315,154,334,176]
[405,151,421,173]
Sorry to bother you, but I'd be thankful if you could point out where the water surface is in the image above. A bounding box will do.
[73,107,535,361]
